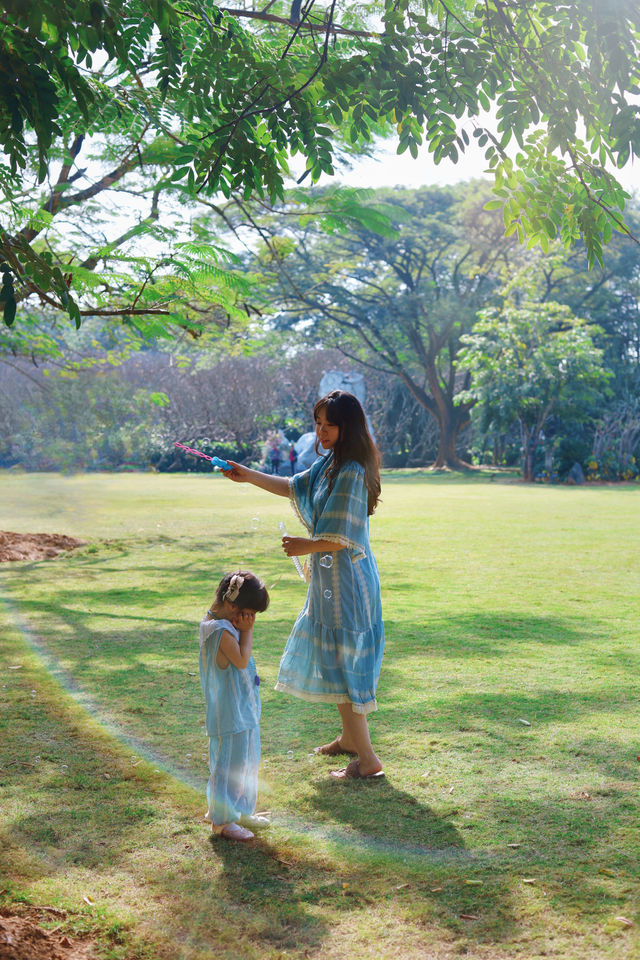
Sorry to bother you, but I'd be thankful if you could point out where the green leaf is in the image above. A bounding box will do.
[3,298,16,327]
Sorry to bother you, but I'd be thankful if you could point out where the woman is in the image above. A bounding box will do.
[223,390,384,779]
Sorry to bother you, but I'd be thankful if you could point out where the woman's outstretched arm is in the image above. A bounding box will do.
[222,461,290,497]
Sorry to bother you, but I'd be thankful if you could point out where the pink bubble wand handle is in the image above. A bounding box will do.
[279,521,306,580]
[174,442,230,470]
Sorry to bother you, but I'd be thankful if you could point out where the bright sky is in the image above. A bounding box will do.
[331,137,640,195]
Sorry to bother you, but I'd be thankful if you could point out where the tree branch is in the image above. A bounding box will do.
[176,3,375,38]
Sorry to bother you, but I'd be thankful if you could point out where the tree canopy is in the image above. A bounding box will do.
[250,182,513,468]
[458,299,608,480]
[1,0,640,333]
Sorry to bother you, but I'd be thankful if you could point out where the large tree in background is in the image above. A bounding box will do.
[250,183,514,468]
[1,0,640,335]
[514,207,640,396]
[457,301,608,481]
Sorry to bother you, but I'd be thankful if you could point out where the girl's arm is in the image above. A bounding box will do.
[282,537,346,557]
[218,611,256,669]
[222,461,289,498]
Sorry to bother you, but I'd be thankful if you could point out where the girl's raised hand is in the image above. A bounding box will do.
[233,609,256,632]
[222,460,250,483]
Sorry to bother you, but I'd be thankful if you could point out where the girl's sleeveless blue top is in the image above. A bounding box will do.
[199,618,261,737]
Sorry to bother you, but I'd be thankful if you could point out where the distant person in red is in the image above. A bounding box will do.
[270,444,281,475]
[289,443,297,475]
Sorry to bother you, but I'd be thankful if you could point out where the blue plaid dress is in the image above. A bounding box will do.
[275,454,385,714]
[199,618,261,825]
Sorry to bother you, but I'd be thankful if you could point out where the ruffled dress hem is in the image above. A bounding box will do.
[274,681,377,714]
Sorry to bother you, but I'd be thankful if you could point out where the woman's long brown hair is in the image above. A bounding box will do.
[314,390,381,515]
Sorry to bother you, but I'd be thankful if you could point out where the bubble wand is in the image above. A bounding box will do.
[173,441,230,471]
[278,521,306,580]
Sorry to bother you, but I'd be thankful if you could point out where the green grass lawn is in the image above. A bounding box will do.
[1,470,639,960]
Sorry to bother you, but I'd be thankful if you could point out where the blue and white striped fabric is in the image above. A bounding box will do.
[205,727,260,826]
[199,618,261,825]
[276,454,385,714]
[199,618,261,737]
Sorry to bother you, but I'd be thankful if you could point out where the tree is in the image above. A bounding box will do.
[508,203,640,397]
[467,209,640,476]
[252,183,514,468]
[457,300,609,481]
[2,1,640,336]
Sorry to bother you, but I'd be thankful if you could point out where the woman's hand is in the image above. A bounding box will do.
[221,462,289,497]
[222,460,251,483]
[282,536,311,557]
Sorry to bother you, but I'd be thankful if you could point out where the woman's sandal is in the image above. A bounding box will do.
[330,759,385,780]
[313,737,358,757]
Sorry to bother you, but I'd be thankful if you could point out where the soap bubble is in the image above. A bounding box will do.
[324,589,332,600]
[61,764,69,772]
[319,554,333,568]
[34,755,41,763]
[251,517,260,530]
[185,753,192,759]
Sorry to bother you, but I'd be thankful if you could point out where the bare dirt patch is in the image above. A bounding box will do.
[0,532,85,563]
[0,911,96,960]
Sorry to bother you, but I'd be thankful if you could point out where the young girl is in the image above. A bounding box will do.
[199,571,270,841]
[222,390,385,780]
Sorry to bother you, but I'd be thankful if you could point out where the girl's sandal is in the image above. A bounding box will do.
[330,759,385,780]
[241,813,270,829]
[313,737,357,757]
[212,822,254,841]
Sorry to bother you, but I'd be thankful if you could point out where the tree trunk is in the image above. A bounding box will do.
[432,407,472,469]
[395,358,474,470]
[521,423,539,482]
[522,443,536,482]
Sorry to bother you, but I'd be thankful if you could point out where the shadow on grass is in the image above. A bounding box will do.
[385,612,610,659]
[3,606,640,954]
[308,772,465,856]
